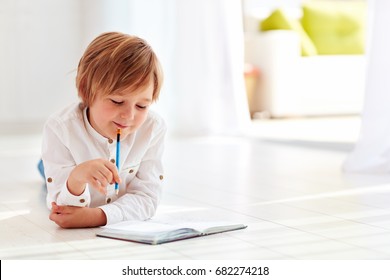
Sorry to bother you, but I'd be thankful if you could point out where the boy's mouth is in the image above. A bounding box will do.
[113,122,129,129]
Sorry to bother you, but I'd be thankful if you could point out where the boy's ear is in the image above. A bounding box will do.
[77,79,88,102]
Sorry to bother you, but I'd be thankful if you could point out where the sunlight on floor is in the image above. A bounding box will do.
[0,210,31,221]
[249,115,361,144]
[248,183,390,206]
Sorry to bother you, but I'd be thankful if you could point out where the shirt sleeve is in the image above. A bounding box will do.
[42,118,91,209]
[99,117,167,225]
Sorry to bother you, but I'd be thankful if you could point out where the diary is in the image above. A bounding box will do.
[97,219,247,245]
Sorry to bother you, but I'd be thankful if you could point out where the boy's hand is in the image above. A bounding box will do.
[50,202,107,228]
[67,159,121,195]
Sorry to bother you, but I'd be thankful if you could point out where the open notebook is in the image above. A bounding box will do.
[96,219,247,245]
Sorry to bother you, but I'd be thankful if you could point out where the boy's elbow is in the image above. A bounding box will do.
[144,195,159,219]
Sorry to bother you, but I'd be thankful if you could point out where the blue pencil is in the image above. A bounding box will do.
[115,128,121,195]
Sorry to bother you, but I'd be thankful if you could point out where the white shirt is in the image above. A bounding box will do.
[41,102,166,225]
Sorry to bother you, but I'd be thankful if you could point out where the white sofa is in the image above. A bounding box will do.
[244,30,367,118]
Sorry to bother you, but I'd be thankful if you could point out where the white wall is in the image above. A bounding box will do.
[0,0,82,128]
[0,0,166,131]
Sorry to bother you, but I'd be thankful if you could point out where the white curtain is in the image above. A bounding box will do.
[170,0,251,136]
[343,0,390,173]
[82,0,251,137]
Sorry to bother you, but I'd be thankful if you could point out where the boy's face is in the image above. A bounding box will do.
[88,82,154,140]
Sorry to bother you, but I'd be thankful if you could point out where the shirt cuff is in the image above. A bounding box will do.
[98,204,123,225]
[57,183,91,207]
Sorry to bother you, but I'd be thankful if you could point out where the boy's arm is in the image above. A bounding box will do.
[99,118,167,224]
[42,119,92,209]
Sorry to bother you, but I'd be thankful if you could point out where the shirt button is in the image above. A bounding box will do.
[159,175,164,180]
[129,169,134,173]
[110,159,115,164]
[106,198,112,203]
[47,177,53,183]
[108,138,113,144]
[80,199,85,203]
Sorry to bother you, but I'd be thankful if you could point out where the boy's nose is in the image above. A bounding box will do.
[120,107,135,120]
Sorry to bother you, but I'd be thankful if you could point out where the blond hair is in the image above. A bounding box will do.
[76,32,163,107]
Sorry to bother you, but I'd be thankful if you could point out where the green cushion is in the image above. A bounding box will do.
[260,8,317,56]
[301,1,367,54]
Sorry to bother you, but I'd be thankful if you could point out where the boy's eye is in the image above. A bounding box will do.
[111,99,123,105]
[137,105,148,109]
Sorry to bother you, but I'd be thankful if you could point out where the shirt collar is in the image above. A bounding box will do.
[83,107,113,145]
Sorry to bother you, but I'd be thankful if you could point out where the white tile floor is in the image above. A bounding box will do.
[2,116,390,260]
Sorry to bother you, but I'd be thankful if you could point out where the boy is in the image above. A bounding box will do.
[41,32,166,228]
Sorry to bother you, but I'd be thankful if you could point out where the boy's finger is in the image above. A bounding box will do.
[51,202,59,211]
[105,161,121,184]
[90,179,107,195]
